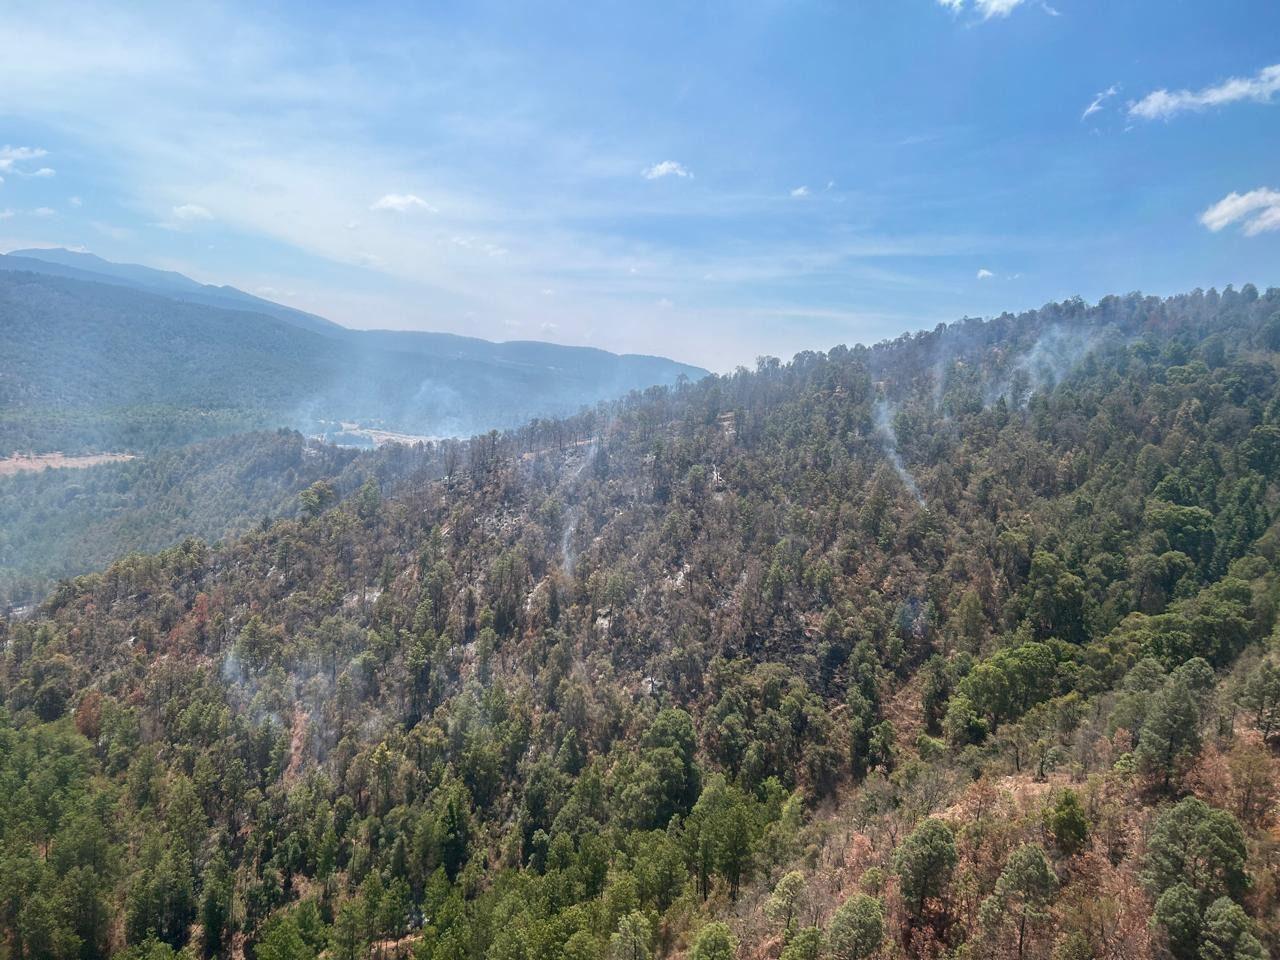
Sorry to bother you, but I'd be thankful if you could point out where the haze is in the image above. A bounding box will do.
[2,1,1278,369]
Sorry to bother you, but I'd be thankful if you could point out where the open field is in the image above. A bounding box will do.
[0,452,136,476]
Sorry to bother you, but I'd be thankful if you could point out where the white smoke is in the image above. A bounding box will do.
[986,324,1101,408]
[559,435,599,573]
[874,399,924,505]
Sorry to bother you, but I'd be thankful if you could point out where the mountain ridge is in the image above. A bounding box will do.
[3,248,345,337]
[2,248,706,369]
[0,256,707,455]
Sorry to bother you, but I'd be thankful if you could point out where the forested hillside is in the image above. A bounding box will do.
[3,286,1280,960]
[0,264,705,455]
[0,250,345,337]
[0,432,440,607]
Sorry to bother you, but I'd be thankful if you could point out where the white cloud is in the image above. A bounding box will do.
[642,160,692,180]
[976,268,995,279]
[1130,63,1280,121]
[0,145,47,172]
[975,0,1025,17]
[936,0,1029,20]
[172,203,213,221]
[791,185,810,198]
[370,193,437,213]
[0,209,13,220]
[1247,207,1280,235]
[33,206,56,217]
[1199,188,1280,236]
[68,196,82,207]
[1082,85,1118,121]
[31,167,55,178]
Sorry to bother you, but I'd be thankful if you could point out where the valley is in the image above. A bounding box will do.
[0,252,704,607]
[310,422,443,449]
[0,251,707,457]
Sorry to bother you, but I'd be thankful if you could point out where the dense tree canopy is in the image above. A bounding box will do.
[3,287,1280,959]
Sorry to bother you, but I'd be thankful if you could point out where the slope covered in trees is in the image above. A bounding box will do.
[0,263,705,455]
[3,286,1280,960]
[0,431,442,607]
[0,250,345,337]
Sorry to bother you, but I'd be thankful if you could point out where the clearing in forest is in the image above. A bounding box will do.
[0,452,136,476]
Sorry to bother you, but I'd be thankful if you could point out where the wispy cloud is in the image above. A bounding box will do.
[642,160,692,180]
[1130,63,1280,120]
[371,193,437,213]
[0,209,13,220]
[1082,84,1118,121]
[0,145,48,173]
[172,203,213,221]
[975,0,1026,18]
[1200,188,1280,237]
[790,185,809,198]
[938,0,1027,19]
[31,167,55,178]
[33,207,56,218]
[976,268,995,279]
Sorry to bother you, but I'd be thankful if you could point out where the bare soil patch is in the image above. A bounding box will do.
[0,452,136,476]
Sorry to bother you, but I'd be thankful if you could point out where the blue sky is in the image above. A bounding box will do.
[1,0,1278,370]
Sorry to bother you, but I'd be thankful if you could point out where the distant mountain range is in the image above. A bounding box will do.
[0,249,707,454]
[1,247,346,336]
